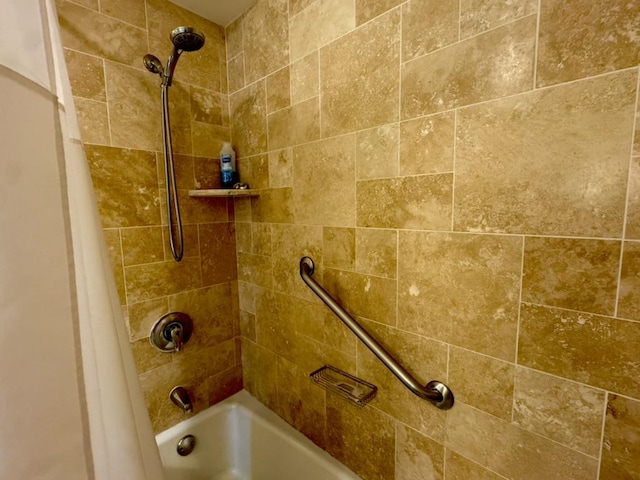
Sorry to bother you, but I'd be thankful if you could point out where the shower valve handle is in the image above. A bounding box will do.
[150,312,192,353]
[165,323,184,352]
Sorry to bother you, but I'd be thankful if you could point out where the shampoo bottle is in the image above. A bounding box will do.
[220,142,237,189]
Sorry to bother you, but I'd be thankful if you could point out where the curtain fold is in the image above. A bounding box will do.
[0,1,165,478]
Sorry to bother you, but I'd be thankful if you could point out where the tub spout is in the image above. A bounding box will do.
[170,386,193,414]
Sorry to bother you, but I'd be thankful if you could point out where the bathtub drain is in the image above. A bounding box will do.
[177,434,196,456]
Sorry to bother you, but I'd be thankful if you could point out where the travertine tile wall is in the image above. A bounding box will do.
[229,1,640,479]
[56,0,242,433]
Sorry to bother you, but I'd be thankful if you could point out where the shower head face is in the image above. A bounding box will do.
[143,54,164,76]
[170,26,205,52]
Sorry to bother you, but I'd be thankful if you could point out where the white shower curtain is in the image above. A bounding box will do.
[0,1,165,478]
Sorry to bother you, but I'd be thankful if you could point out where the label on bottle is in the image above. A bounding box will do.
[221,153,235,188]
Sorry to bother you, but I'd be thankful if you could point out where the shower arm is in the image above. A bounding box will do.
[299,256,454,410]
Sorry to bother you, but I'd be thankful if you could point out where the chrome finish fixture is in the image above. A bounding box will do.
[143,26,205,262]
[150,312,193,353]
[310,365,377,407]
[177,434,196,456]
[170,386,193,414]
[300,257,454,410]
[233,182,250,189]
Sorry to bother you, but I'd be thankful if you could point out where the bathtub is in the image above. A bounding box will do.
[156,390,361,480]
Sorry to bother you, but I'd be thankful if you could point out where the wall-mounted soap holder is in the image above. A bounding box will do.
[150,312,192,353]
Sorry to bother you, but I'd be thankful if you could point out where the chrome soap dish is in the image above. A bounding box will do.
[310,365,377,407]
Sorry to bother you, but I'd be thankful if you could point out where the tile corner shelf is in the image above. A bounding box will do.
[188,189,260,198]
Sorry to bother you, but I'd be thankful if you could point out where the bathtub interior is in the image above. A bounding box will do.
[156,390,361,480]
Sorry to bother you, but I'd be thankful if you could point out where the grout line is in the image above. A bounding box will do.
[614,68,640,317]
[596,391,609,479]
[533,0,542,90]
[451,110,457,231]
[102,58,113,146]
[511,235,526,422]
[522,300,640,324]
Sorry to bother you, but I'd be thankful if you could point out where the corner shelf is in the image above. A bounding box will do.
[188,189,260,198]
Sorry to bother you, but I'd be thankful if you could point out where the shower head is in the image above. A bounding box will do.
[170,26,205,52]
[143,54,164,76]
[162,26,206,86]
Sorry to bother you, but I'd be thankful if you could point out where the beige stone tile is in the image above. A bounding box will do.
[323,268,396,325]
[266,67,290,113]
[158,153,195,190]
[355,228,397,278]
[67,0,98,10]
[227,55,245,93]
[460,0,537,38]
[199,222,237,286]
[290,52,319,105]
[455,70,636,237]
[618,241,640,321]
[130,338,171,374]
[398,232,522,361]
[225,17,243,59]
[252,223,272,256]
[124,257,201,304]
[355,0,402,26]
[275,356,326,448]
[146,0,224,91]
[402,16,535,119]
[537,0,640,87]
[399,112,454,176]
[121,226,165,266]
[289,0,355,61]
[448,347,515,420]
[85,145,161,228]
[104,62,161,151]
[446,403,599,480]
[326,395,395,480]
[513,366,606,457]
[230,81,268,157]
[194,155,220,189]
[357,175,453,230]
[238,252,273,289]
[194,365,243,409]
[626,157,640,239]
[445,450,504,480]
[402,0,459,62]
[519,303,640,398]
[239,310,256,340]
[190,86,224,125]
[268,148,293,188]
[57,1,147,67]
[167,81,193,155]
[235,222,252,253]
[127,297,169,341]
[179,194,229,227]
[357,320,448,440]
[268,97,320,150]
[238,280,258,314]
[320,10,399,137]
[237,154,269,189]
[74,98,110,145]
[289,0,316,17]
[192,123,230,158]
[522,237,621,316]
[323,227,355,270]
[168,284,235,349]
[293,136,356,226]
[269,224,323,300]
[250,188,294,223]
[234,197,252,222]
[103,229,126,304]
[100,0,145,28]
[601,395,640,479]
[355,124,399,181]
[396,423,444,480]
[139,361,190,433]
[242,0,289,83]
[64,49,106,101]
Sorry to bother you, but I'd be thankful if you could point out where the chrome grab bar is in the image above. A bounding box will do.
[299,257,454,410]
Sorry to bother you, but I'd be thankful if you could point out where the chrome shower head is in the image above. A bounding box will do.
[143,54,164,76]
[170,26,205,52]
